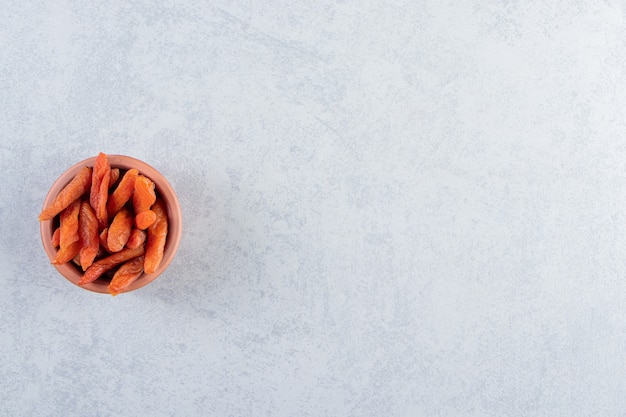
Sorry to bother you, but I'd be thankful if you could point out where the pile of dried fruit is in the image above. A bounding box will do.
[39,152,168,295]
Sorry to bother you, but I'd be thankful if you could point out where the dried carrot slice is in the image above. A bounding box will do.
[107,208,133,252]
[59,199,81,249]
[79,246,145,285]
[108,256,144,296]
[78,201,99,271]
[107,168,138,218]
[89,152,110,229]
[126,229,146,249]
[52,241,81,265]
[51,228,60,248]
[133,175,156,213]
[144,199,168,274]
[135,210,156,230]
[39,166,92,221]
[109,168,120,188]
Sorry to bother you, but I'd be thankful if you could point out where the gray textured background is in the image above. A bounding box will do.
[2,1,626,416]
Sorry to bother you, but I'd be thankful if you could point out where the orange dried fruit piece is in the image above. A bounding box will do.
[78,201,99,271]
[51,228,60,248]
[39,166,92,221]
[58,199,81,250]
[52,241,81,265]
[109,168,120,188]
[52,199,81,264]
[107,168,138,218]
[90,152,111,229]
[79,246,145,285]
[144,199,168,274]
[135,210,156,230]
[107,208,133,253]
[99,228,110,253]
[133,174,156,212]
[108,256,145,296]
[132,174,156,229]
[126,229,146,249]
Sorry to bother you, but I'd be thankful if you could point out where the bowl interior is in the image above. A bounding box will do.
[40,155,182,294]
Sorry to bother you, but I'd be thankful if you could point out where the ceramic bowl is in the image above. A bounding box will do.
[39,155,182,294]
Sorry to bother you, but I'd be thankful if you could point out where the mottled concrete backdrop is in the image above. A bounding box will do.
[2,1,626,416]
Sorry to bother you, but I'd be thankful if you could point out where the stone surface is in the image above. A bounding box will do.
[3,1,626,415]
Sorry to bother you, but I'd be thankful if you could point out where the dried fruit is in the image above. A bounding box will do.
[90,152,110,229]
[79,246,145,285]
[132,175,156,230]
[39,166,92,221]
[133,175,156,212]
[108,256,145,296]
[135,210,156,230]
[109,168,120,188]
[79,201,99,270]
[99,228,110,252]
[52,200,81,265]
[126,229,146,249]
[144,199,168,274]
[52,241,81,265]
[107,168,138,218]
[58,199,81,250]
[107,208,133,253]
[51,228,60,248]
